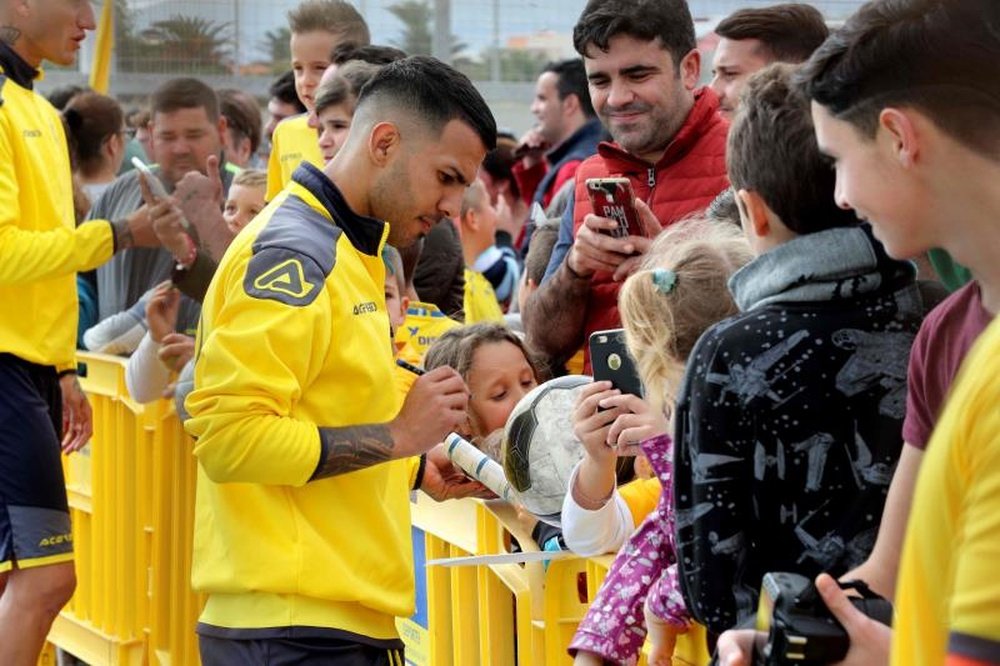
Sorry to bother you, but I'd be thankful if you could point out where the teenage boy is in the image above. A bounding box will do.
[717,1,1000,664]
[672,63,924,636]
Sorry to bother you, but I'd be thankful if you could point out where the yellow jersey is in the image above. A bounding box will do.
[0,50,113,370]
[892,316,1000,665]
[463,268,505,324]
[266,114,323,201]
[394,301,461,367]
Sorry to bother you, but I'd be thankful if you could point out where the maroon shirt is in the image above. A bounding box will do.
[903,281,994,448]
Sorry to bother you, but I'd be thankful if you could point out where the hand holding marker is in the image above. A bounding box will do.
[396,359,513,501]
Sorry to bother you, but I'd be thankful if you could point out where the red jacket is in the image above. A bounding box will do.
[572,88,729,372]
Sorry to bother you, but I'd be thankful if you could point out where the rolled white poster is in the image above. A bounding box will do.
[444,432,514,501]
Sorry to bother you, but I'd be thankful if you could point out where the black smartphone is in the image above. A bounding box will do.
[588,328,643,397]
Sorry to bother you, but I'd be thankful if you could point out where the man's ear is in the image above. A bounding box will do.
[463,208,480,233]
[879,107,920,168]
[216,115,229,146]
[562,92,581,119]
[736,188,771,239]
[368,121,401,167]
[679,48,701,91]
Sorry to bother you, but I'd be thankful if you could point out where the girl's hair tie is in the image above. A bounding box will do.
[651,268,677,294]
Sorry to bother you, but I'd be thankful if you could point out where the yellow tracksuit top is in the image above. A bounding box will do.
[0,52,113,369]
[185,163,413,641]
[266,113,324,201]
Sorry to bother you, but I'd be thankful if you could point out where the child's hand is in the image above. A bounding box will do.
[146,281,180,344]
[601,393,669,452]
[157,332,195,373]
[573,381,624,463]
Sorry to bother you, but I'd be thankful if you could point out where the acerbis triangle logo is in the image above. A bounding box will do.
[253,259,315,299]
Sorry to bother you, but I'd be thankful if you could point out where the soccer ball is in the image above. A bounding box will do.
[502,375,592,526]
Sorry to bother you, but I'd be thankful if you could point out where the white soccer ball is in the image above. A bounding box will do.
[502,375,592,526]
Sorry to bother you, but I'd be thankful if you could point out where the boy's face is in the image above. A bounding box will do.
[383,274,407,339]
[223,183,266,234]
[290,30,339,112]
[811,101,929,260]
[317,103,353,162]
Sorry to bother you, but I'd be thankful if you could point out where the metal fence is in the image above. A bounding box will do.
[44,0,868,133]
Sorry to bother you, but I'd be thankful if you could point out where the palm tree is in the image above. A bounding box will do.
[259,27,292,73]
[142,15,231,74]
[387,1,465,57]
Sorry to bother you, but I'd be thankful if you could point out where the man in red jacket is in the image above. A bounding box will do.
[523,0,730,373]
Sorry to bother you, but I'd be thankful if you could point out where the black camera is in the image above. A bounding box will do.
[752,572,893,665]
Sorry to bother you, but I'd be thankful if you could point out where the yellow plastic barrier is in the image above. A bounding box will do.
[49,353,704,666]
[47,353,203,666]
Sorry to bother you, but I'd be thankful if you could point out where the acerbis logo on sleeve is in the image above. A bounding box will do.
[253,259,315,299]
[245,247,324,306]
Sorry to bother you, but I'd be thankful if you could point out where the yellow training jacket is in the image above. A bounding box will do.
[185,163,413,641]
[0,49,113,369]
[266,113,323,201]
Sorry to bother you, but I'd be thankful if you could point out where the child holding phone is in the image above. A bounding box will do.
[565,218,753,666]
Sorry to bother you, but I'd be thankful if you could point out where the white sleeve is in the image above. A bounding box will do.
[560,461,636,556]
[125,332,172,403]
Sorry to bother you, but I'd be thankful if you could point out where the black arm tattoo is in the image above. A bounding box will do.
[110,218,135,252]
[311,424,396,480]
[522,259,590,364]
[0,26,21,45]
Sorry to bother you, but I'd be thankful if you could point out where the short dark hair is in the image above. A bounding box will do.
[715,3,828,64]
[269,70,307,113]
[573,0,696,69]
[798,0,1000,158]
[331,43,407,66]
[150,77,220,121]
[728,63,858,234]
[542,58,594,118]
[219,89,263,155]
[287,0,370,45]
[356,56,496,152]
[705,187,740,227]
[481,145,519,200]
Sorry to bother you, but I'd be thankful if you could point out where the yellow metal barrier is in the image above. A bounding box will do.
[47,353,203,666]
[49,353,706,666]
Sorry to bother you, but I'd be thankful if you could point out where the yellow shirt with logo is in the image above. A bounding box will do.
[394,301,461,367]
[892,316,1000,666]
[185,163,413,642]
[463,268,505,324]
[266,113,323,201]
[0,58,113,369]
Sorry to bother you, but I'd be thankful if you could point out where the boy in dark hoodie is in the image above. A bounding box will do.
[672,63,924,634]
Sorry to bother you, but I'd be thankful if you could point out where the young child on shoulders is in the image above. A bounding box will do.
[566,218,753,666]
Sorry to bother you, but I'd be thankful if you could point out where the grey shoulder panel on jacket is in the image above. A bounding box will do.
[243,196,342,307]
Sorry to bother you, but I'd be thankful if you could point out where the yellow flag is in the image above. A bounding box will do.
[88,0,114,93]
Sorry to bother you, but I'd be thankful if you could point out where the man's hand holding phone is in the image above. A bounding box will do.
[568,179,662,281]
